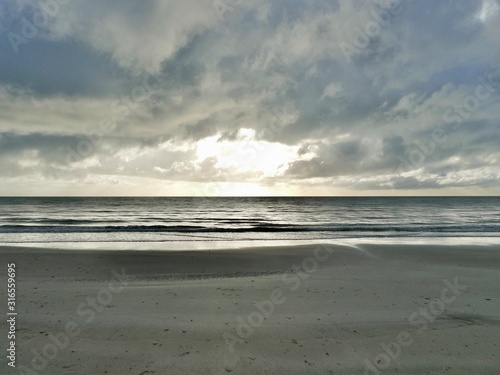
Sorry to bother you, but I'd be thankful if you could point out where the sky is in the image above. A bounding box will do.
[0,0,499,196]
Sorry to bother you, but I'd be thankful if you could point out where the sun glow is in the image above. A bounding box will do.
[191,129,305,196]
[195,129,299,177]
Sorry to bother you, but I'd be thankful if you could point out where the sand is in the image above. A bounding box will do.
[0,243,499,374]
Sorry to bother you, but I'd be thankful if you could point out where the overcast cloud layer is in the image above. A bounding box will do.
[0,0,499,195]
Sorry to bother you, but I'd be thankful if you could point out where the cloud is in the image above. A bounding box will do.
[21,0,221,72]
[0,0,499,195]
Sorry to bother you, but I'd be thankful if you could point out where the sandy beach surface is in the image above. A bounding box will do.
[1,243,499,374]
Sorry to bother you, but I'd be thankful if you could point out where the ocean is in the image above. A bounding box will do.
[1,196,499,249]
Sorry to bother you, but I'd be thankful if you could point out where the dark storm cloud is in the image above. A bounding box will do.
[286,136,408,178]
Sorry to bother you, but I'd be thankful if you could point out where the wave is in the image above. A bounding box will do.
[1,223,499,234]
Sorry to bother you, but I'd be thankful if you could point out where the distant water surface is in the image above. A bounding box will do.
[0,197,499,247]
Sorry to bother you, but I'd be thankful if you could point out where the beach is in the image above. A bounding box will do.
[1,243,499,374]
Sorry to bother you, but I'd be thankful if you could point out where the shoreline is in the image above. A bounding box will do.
[2,235,500,252]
